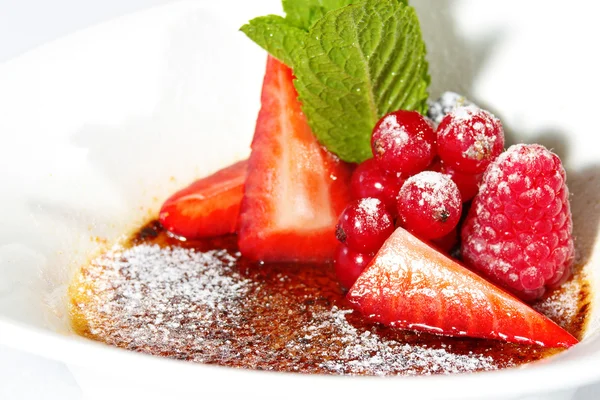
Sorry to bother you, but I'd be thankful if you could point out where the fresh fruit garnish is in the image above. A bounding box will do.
[371,110,437,176]
[441,163,483,203]
[461,144,575,301]
[334,245,373,290]
[437,105,505,174]
[397,171,462,240]
[350,158,404,213]
[335,198,395,254]
[431,228,458,254]
[159,160,248,239]
[427,91,475,127]
[347,227,578,348]
[429,157,482,203]
[242,0,430,162]
[240,1,360,68]
[237,56,353,263]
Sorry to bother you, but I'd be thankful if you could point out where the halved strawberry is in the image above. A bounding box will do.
[347,227,578,348]
[159,159,248,239]
[237,56,353,263]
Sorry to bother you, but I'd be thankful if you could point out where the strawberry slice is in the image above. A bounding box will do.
[347,227,578,348]
[159,160,248,239]
[238,56,353,263]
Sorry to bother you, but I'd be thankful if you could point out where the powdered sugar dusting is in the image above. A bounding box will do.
[379,113,409,148]
[402,171,461,216]
[534,269,589,332]
[300,307,497,375]
[73,244,253,357]
[427,92,475,127]
[463,126,499,161]
[71,232,564,375]
[355,197,390,233]
[451,105,480,123]
[463,143,576,301]
[437,105,503,173]
[357,197,381,215]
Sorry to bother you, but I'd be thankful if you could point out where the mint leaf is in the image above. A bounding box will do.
[292,0,430,162]
[240,0,430,163]
[242,1,362,66]
[240,16,307,67]
[282,0,361,30]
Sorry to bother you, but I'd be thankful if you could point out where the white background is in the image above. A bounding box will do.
[0,3,167,399]
[0,1,598,399]
[0,0,169,62]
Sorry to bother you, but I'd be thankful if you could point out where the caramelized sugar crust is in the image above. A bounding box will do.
[69,221,590,375]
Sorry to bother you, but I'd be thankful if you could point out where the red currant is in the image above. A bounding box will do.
[336,198,394,253]
[371,110,436,176]
[350,158,404,212]
[334,245,373,290]
[429,158,482,202]
[430,228,458,254]
[397,171,462,239]
[442,163,482,202]
[436,105,504,174]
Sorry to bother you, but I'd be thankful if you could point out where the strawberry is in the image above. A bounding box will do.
[237,56,353,263]
[347,227,578,348]
[159,160,247,239]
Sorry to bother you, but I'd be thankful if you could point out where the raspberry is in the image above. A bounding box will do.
[427,91,475,127]
[350,158,404,213]
[334,245,373,290]
[461,144,575,301]
[397,171,462,240]
[437,105,504,174]
[336,198,395,253]
[371,110,436,176]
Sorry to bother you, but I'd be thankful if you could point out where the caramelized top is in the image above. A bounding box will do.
[69,221,590,376]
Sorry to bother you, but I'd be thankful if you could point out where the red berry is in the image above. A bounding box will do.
[437,106,504,174]
[431,228,458,254]
[237,57,353,263]
[159,159,247,239]
[350,158,404,212]
[461,144,575,301]
[371,110,436,176]
[426,156,443,173]
[334,245,373,290]
[397,171,462,239]
[427,158,483,203]
[336,198,395,253]
[429,157,482,202]
[443,164,483,202]
[347,227,578,348]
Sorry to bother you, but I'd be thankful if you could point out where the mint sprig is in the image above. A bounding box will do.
[241,0,430,163]
[282,0,360,29]
[240,16,306,67]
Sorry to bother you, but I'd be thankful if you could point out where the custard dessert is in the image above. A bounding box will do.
[69,0,589,376]
[69,221,589,375]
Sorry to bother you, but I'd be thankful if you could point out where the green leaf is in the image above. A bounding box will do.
[240,15,307,67]
[282,0,361,30]
[292,0,430,162]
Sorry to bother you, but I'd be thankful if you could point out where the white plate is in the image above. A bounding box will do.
[0,0,599,399]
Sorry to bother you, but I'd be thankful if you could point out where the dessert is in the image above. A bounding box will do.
[69,222,589,375]
[69,0,591,376]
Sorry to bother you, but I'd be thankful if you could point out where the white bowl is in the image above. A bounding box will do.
[0,0,599,399]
